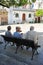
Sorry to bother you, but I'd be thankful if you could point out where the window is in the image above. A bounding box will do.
[15,13,19,17]
[29,14,31,18]
[1,22,8,25]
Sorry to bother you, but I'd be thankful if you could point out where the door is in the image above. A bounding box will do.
[38,17,40,23]
[22,13,25,21]
[35,18,37,23]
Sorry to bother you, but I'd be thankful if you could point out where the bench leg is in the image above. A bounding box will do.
[4,41,9,49]
[15,46,19,54]
[21,45,24,50]
[4,43,7,49]
[26,46,29,50]
[35,48,39,55]
[11,42,14,46]
[31,49,35,60]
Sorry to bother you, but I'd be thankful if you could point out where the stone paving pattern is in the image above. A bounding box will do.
[0,33,43,65]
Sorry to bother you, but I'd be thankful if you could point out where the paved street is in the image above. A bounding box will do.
[0,24,43,65]
[0,33,43,65]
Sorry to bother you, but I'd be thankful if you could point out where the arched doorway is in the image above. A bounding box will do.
[22,13,26,21]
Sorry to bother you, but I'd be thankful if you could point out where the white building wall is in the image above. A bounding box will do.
[19,11,23,22]
[8,7,14,24]
[26,12,35,23]
[13,11,22,23]
[20,11,26,22]
[13,10,35,23]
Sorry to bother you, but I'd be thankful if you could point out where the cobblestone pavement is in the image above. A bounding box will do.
[0,34,43,65]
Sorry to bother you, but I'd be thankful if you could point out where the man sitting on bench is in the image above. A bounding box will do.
[25,26,38,53]
[5,26,12,37]
[13,26,22,38]
[13,26,23,47]
[1,26,40,60]
[5,26,13,46]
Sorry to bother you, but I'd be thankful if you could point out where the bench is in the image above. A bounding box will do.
[1,35,40,60]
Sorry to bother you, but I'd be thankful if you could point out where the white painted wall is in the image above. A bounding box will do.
[13,10,35,23]
[26,12,35,23]
[13,11,22,23]
[8,7,14,24]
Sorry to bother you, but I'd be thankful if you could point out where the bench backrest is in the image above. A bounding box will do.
[1,35,34,47]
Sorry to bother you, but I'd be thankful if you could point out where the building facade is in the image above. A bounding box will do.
[0,8,8,25]
[0,0,43,25]
[8,7,35,24]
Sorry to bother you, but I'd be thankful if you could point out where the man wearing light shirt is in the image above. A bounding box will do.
[25,26,38,44]
[25,26,38,50]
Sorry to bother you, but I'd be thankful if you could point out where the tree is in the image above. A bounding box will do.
[0,0,36,8]
[35,9,43,16]
[0,0,28,8]
[18,0,28,6]
[0,0,16,8]
[32,0,36,3]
